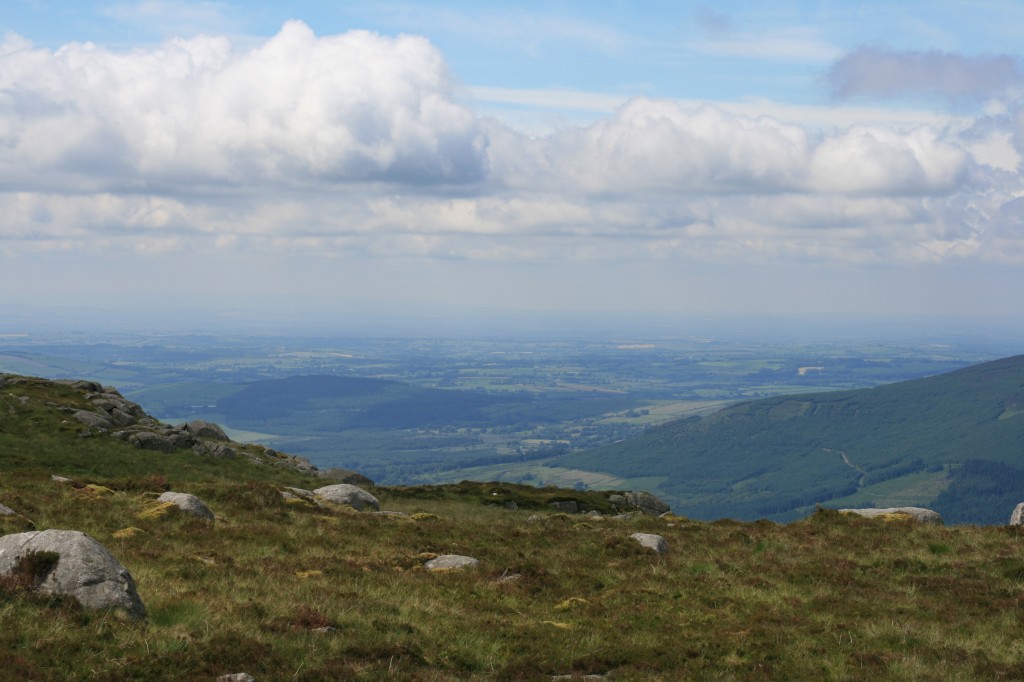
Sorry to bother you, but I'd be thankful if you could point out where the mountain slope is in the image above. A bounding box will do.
[556,354,1024,522]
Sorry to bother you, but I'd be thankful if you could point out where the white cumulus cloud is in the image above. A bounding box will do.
[0,21,487,191]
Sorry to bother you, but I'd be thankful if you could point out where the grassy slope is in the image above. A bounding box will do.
[556,354,1024,522]
[5,376,1024,679]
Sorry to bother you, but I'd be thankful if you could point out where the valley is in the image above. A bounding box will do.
[1,318,1021,524]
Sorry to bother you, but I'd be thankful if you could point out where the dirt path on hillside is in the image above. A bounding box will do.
[824,447,867,487]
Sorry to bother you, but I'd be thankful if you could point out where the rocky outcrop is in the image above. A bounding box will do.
[65,382,147,431]
[3,372,374,482]
[1010,503,1024,526]
[630,532,668,554]
[424,555,479,572]
[624,491,671,516]
[0,529,146,619]
[602,491,672,516]
[313,484,380,511]
[156,491,215,520]
[838,507,943,524]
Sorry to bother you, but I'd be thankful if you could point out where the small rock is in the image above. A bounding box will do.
[156,491,214,520]
[313,484,380,512]
[217,675,256,682]
[285,487,316,500]
[495,570,521,583]
[630,532,668,554]
[312,626,338,634]
[424,554,479,572]
[51,475,72,484]
[0,502,16,516]
[549,500,579,514]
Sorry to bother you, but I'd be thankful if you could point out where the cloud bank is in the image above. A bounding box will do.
[828,47,1024,102]
[0,23,1021,271]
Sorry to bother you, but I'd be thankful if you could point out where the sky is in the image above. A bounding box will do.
[2,0,1024,327]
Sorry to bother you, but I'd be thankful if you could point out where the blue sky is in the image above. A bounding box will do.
[2,1,1024,324]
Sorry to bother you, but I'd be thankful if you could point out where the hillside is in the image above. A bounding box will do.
[556,354,1024,523]
[5,373,1024,679]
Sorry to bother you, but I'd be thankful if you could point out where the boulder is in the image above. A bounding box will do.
[156,491,215,520]
[66,380,102,392]
[1011,503,1024,526]
[631,532,669,554]
[549,500,579,514]
[129,431,176,453]
[424,555,479,572]
[0,502,15,516]
[838,507,943,524]
[0,529,146,619]
[317,467,375,487]
[313,484,380,512]
[624,491,671,516]
[72,410,114,430]
[185,420,230,441]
